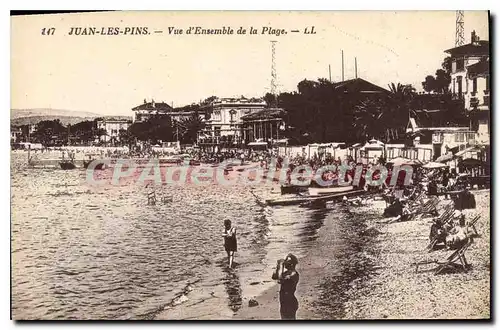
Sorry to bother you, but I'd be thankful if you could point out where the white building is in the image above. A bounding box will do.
[132,99,173,123]
[96,118,132,144]
[404,117,476,162]
[198,97,267,145]
[445,30,490,144]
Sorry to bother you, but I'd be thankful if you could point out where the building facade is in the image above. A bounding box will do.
[404,117,476,162]
[241,108,286,145]
[445,30,490,144]
[97,118,133,144]
[132,99,174,123]
[197,97,267,146]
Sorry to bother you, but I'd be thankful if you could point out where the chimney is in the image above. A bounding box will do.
[144,98,147,104]
[152,99,155,108]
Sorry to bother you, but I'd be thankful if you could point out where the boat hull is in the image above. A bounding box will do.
[266,189,366,207]
[280,184,309,195]
[308,185,354,196]
[60,162,76,170]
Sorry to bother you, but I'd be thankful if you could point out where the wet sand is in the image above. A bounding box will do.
[236,190,490,320]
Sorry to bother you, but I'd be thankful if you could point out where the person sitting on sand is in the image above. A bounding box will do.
[222,220,237,268]
[272,254,300,320]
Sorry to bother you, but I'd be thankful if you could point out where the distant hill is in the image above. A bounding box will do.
[11,108,102,120]
[11,109,132,126]
[11,115,97,126]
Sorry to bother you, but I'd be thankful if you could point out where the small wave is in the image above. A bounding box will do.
[136,279,201,320]
[47,191,73,197]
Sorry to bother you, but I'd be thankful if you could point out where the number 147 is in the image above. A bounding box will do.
[41,28,55,35]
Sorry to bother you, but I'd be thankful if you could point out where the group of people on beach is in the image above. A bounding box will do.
[222,219,300,320]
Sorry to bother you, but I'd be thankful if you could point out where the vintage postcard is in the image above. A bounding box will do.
[10,11,490,320]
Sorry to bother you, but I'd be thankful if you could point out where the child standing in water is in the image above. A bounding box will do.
[222,220,237,268]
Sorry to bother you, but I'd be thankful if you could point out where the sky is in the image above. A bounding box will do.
[11,11,489,116]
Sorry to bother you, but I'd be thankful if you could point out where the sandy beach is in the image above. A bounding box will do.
[235,190,490,320]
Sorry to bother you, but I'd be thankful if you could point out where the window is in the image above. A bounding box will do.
[214,126,221,137]
[455,133,465,142]
[486,76,490,92]
[213,110,222,121]
[472,78,477,95]
[456,58,465,72]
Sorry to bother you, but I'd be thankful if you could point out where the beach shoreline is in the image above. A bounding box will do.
[235,190,490,320]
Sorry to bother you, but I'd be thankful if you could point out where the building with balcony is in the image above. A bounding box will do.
[405,117,476,162]
[445,30,490,144]
[197,96,267,147]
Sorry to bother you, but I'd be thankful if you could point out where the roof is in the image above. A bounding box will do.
[330,78,389,94]
[132,101,173,112]
[444,40,489,57]
[467,58,490,79]
[248,141,268,146]
[241,108,285,121]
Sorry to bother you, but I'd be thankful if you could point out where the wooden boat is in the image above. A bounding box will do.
[59,161,76,170]
[308,185,354,196]
[265,189,366,207]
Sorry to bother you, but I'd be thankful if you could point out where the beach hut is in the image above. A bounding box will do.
[361,139,385,164]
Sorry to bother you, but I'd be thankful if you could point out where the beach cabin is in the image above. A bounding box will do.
[360,139,385,164]
[278,145,307,159]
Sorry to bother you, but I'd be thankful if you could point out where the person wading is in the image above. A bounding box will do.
[222,220,237,268]
[272,253,300,320]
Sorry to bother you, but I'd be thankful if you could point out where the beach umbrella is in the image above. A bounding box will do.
[423,161,448,169]
[388,157,421,167]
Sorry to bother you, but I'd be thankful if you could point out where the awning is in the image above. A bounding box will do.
[423,161,448,169]
[248,141,268,146]
[388,157,422,167]
[436,153,454,163]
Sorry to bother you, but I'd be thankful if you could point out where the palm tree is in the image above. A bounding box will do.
[354,83,417,143]
[177,113,205,144]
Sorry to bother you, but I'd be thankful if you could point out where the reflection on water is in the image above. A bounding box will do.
[11,151,375,320]
[222,269,243,313]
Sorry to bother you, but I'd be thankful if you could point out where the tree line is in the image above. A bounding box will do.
[12,113,206,147]
[12,56,465,148]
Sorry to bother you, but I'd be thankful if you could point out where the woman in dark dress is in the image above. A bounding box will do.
[222,220,237,268]
[273,253,300,320]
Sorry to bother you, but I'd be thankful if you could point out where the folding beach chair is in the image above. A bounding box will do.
[467,215,481,237]
[434,238,473,275]
[419,195,440,217]
[413,238,473,274]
